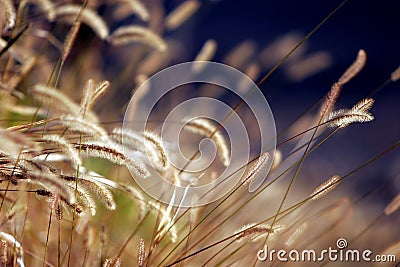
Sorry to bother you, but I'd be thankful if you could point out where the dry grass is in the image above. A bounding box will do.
[0,0,399,266]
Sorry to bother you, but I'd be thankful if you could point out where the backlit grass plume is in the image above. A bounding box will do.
[0,0,399,266]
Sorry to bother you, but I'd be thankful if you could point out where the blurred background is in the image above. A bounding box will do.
[135,0,400,212]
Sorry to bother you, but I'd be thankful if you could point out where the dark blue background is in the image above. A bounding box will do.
[166,0,400,202]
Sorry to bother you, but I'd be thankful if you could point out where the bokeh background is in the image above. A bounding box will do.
[157,0,400,207]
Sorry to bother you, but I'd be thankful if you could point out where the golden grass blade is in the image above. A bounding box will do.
[147,201,177,243]
[59,115,108,139]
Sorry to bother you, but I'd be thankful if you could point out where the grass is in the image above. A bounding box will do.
[0,0,399,266]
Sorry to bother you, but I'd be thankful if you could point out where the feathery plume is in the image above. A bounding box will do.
[124,0,150,21]
[55,203,63,220]
[183,118,230,167]
[48,191,60,211]
[137,238,145,267]
[1,0,16,32]
[310,175,340,200]
[59,115,108,139]
[108,25,167,51]
[62,173,116,211]
[165,0,200,30]
[235,223,285,242]
[0,128,38,153]
[66,183,97,216]
[384,192,400,215]
[80,80,111,117]
[0,240,7,267]
[242,152,270,184]
[75,212,91,235]
[7,57,37,89]
[111,127,144,151]
[28,171,76,205]
[91,80,111,107]
[36,189,83,215]
[103,258,121,267]
[319,82,342,117]
[391,66,400,82]
[223,40,257,68]
[286,51,332,82]
[123,184,147,220]
[31,84,81,117]
[325,109,374,128]
[62,21,81,62]
[325,98,374,128]
[3,104,47,117]
[271,149,282,172]
[0,38,6,49]
[148,201,177,242]
[351,98,375,113]
[0,232,24,267]
[78,140,150,178]
[338,49,367,85]
[285,222,308,247]
[30,0,55,21]
[55,5,109,39]
[238,62,260,93]
[80,79,94,117]
[142,131,169,170]
[192,39,217,72]
[41,134,82,166]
